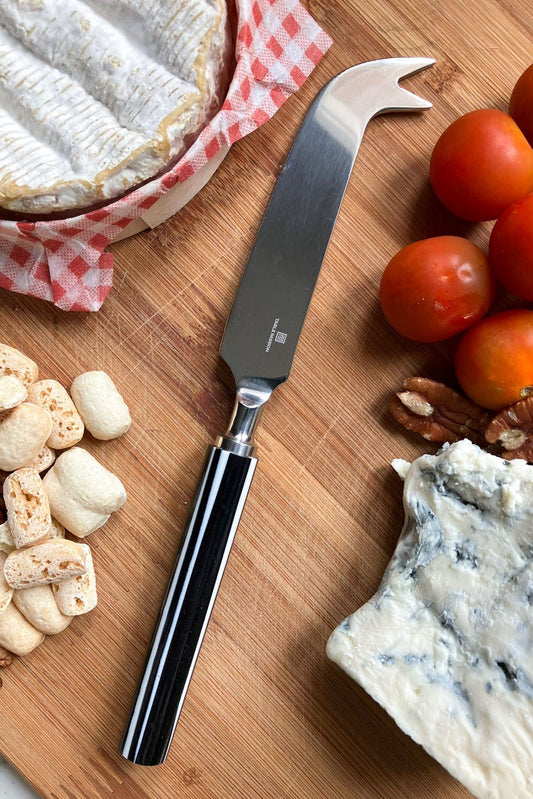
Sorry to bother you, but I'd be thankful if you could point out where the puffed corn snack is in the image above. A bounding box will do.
[0,344,130,663]
[43,448,126,538]
[71,371,131,441]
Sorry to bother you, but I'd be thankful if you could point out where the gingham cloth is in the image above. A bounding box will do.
[0,0,332,312]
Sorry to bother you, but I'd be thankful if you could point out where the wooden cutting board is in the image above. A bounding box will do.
[1,0,531,796]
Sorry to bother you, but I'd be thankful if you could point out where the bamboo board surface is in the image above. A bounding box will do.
[1,1,532,796]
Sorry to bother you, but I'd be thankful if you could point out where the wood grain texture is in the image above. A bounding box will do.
[0,0,531,796]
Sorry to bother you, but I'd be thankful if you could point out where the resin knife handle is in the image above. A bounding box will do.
[120,444,257,766]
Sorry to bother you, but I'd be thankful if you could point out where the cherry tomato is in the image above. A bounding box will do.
[509,64,533,145]
[489,193,533,300]
[379,236,494,343]
[429,109,533,221]
[455,310,533,410]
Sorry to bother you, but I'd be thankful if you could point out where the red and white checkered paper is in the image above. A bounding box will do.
[0,0,332,312]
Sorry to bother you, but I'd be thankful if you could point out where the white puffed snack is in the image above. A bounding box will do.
[0,402,53,472]
[27,444,56,474]
[70,371,131,441]
[43,447,127,537]
[26,380,84,449]
[44,471,108,536]
[0,602,44,656]
[4,468,52,549]
[0,344,38,388]
[0,521,14,554]
[14,584,72,635]
[0,375,27,412]
[0,552,13,613]
[49,518,65,539]
[54,544,97,616]
[4,539,88,589]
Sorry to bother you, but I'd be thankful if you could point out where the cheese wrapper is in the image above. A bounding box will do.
[0,0,332,312]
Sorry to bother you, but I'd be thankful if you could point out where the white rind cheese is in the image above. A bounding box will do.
[0,0,229,214]
[327,439,533,799]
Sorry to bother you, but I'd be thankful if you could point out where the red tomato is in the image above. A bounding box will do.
[429,109,533,221]
[455,310,533,410]
[489,193,533,300]
[509,64,533,145]
[379,236,494,343]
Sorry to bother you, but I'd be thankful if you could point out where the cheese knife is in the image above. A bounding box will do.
[120,56,434,766]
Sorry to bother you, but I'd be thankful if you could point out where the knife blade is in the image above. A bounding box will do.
[120,56,434,766]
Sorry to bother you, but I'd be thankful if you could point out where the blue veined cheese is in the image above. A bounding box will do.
[0,0,229,214]
[327,439,533,799]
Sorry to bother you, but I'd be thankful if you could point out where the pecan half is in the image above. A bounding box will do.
[390,377,491,446]
[0,646,12,668]
[485,396,533,462]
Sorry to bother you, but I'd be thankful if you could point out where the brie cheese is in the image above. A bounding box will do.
[0,0,229,214]
[327,440,533,799]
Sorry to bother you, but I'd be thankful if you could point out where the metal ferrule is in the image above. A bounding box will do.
[216,384,272,456]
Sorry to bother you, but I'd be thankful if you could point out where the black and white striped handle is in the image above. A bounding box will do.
[120,445,257,766]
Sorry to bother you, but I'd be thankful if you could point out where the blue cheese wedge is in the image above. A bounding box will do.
[0,0,229,214]
[327,439,533,799]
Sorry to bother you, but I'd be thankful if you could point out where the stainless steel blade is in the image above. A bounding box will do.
[220,57,434,397]
[120,58,436,766]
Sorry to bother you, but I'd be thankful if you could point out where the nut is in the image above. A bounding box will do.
[485,396,533,461]
[390,377,491,445]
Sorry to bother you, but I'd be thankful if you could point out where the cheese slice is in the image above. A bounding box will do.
[0,0,229,214]
[327,439,533,799]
